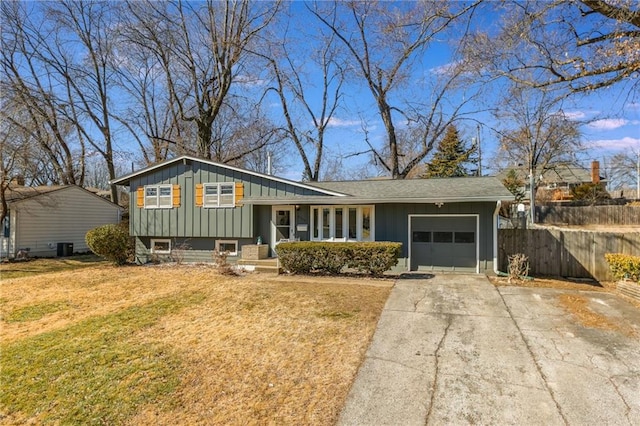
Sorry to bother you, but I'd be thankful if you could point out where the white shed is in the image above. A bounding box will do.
[1,185,123,258]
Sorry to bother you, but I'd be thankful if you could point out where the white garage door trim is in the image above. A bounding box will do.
[407,214,479,273]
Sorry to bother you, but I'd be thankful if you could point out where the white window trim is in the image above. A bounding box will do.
[144,184,173,209]
[150,239,171,254]
[203,182,235,208]
[215,240,238,256]
[310,205,375,242]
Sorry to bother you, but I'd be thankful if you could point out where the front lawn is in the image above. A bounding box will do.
[0,264,391,425]
[0,254,106,279]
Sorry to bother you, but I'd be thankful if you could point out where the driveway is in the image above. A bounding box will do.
[338,274,640,425]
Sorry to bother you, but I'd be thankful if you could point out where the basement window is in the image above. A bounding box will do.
[150,239,171,254]
[215,240,238,256]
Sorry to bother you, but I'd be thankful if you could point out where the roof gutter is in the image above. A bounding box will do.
[241,196,514,205]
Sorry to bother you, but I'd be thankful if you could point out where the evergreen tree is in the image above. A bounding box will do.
[502,169,525,203]
[422,125,475,178]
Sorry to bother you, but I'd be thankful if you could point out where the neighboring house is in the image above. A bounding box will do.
[1,185,123,258]
[499,161,606,201]
[111,156,513,273]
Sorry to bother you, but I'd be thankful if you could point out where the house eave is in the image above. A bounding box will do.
[242,195,514,205]
[109,155,347,197]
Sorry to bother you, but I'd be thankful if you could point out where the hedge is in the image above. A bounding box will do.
[85,224,132,265]
[604,253,640,283]
[275,241,402,277]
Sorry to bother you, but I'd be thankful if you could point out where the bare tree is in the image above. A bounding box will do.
[465,0,639,96]
[1,2,84,187]
[36,0,123,202]
[261,18,345,181]
[113,38,185,166]
[604,152,639,190]
[121,0,280,161]
[0,116,25,224]
[1,1,126,202]
[495,85,582,221]
[311,1,481,179]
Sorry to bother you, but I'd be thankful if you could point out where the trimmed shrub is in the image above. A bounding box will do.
[85,224,132,265]
[604,253,640,283]
[276,241,401,277]
[348,242,402,276]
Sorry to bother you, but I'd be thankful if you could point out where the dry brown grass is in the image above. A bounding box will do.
[490,275,608,292]
[558,294,637,337]
[0,264,392,425]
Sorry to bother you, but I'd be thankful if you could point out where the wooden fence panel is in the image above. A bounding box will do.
[498,229,640,281]
[535,205,640,226]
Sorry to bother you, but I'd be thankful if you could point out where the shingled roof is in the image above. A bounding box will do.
[242,176,513,204]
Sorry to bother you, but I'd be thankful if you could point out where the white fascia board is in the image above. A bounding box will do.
[242,195,514,205]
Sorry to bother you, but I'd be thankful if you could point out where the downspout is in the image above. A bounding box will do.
[493,200,503,275]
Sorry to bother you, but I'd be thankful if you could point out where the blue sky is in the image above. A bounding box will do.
[45,0,632,184]
[251,2,640,182]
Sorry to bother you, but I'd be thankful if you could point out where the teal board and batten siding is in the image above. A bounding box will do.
[129,160,324,240]
[374,202,497,272]
[134,236,255,264]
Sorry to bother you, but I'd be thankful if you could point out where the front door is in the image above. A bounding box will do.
[271,206,295,252]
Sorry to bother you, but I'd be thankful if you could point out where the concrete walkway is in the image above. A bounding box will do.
[338,274,640,425]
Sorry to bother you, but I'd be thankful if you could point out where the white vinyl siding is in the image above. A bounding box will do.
[145,184,172,209]
[310,205,374,242]
[11,186,122,257]
[203,183,235,208]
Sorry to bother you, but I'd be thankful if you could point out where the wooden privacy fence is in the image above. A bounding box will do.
[535,205,640,226]
[498,229,640,281]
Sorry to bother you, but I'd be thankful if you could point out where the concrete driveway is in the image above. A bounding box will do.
[338,274,640,425]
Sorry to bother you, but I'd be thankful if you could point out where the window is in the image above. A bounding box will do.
[455,232,475,244]
[151,239,171,254]
[348,208,357,239]
[145,185,172,208]
[311,205,375,242]
[433,232,453,243]
[312,208,319,238]
[362,206,372,241]
[412,231,431,243]
[215,240,238,256]
[322,208,330,239]
[203,183,235,208]
[335,208,344,239]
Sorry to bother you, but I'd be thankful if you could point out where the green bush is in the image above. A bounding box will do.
[276,241,401,277]
[604,253,640,283]
[85,224,132,265]
[349,242,403,276]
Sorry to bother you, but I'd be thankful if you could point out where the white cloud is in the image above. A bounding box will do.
[585,136,640,149]
[326,117,361,128]
[587,118,638,130]
[561,110,587,120]
[429,61,461,75]
[235,75,266,87]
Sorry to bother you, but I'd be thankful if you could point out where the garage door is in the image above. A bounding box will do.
[410,215,477,272]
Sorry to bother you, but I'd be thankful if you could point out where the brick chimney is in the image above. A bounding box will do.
[591,160,600,184]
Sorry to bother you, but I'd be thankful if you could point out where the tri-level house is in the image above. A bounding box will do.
[111,155,513,273]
